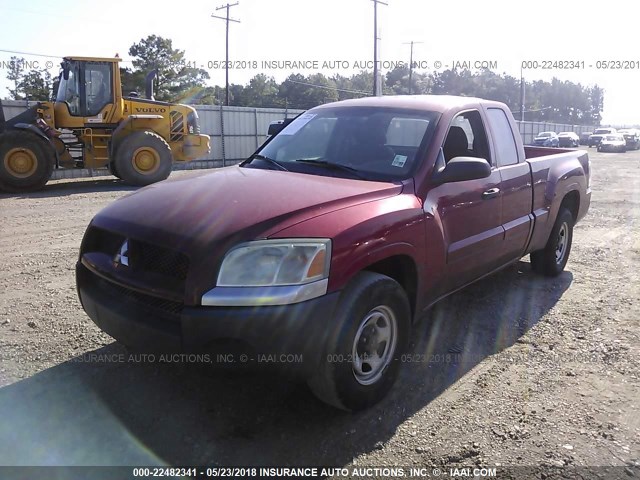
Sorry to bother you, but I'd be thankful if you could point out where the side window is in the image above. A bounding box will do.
[85,63,112,116]
[486,108,519,166]
[443,110,490,163]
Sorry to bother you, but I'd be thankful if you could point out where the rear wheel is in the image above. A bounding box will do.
[530,207,574,277]
[308,272,410,411]
[0,130,54,193]
[114,131,172,186]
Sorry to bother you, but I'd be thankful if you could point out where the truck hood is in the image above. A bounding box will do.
[92,166,403,252]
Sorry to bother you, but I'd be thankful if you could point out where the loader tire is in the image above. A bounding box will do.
[114,131,172,186]
[0,130,54,193]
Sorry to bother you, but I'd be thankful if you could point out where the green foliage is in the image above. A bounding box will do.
[243,74,280,107]
[4,57,52,101]
[127,35,209,101]
[3,37,604,126]
[19,69,52,101]
[6,56,25,100]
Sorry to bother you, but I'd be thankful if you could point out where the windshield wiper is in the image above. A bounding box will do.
[294,159,368,180]
[250,154,289,172]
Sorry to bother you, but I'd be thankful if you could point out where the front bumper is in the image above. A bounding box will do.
[598,145,624,152]
[76,262,341,376]
[175,133,211,161]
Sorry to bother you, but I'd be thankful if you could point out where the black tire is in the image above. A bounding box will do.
[114,131,172,186]
[308,271,411,411]
[110,163,122,180]
[0,130,54,193]
[530,207,574,277]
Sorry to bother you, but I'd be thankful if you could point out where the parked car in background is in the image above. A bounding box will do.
[267,118,296,140]
[618,129,640,150]
[589,127,617,147]
[597,134,627,153]
[532,131,559,147]
[558,132,580,147]
[579,132,593,145]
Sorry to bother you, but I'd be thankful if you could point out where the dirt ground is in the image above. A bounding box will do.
[0,147,638,477]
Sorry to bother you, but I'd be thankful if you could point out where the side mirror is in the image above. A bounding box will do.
[267,118,295,137]
[433,157,492,184]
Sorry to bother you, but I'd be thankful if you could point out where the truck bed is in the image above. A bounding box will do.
[524,146,591,253]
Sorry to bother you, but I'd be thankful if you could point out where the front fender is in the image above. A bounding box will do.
[268,194,426,295]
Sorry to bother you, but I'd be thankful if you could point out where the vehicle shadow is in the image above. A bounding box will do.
[0,261,572,468]
[0,178,138,199]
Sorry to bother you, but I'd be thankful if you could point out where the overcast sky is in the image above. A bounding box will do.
[1,0,639,124]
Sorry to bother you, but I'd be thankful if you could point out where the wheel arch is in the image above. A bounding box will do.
[360,254,419,322]
[560,189,580,222]
[6,124,55,155]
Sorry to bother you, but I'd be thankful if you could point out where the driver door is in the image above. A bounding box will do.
[54,61,114,128]
[430,110,504,293]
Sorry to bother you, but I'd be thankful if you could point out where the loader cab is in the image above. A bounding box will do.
[54,57,121,126]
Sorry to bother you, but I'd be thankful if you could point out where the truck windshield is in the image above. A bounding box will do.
[248,106,439,181]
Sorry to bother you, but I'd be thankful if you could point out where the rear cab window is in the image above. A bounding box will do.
[486,108,519,167]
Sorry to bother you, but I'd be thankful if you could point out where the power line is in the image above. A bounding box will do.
[0,48,63,60]
[212,2,240,106]
[0,48,134,63]
[286,79,369,96]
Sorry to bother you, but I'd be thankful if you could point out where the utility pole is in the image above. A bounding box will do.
[212,2,240,106]
[371,0,387,96]
[402,40,423,95]
[520,65,525,122]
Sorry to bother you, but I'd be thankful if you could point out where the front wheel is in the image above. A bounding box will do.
[308,272,410,411]
[0,131,54,192]
[114,131,172,186]
[530,207,574,276]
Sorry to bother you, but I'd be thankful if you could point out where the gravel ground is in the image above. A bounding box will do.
[0,148,638,477]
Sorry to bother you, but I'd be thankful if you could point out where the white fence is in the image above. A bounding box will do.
[517,121,595,145]
[1,99,597,177]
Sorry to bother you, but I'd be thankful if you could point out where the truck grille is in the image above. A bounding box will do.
[128,239,190,281]
[97,276,183,317]
[82,226,190,282]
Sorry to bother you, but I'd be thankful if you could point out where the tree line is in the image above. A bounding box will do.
[4,35,604,125]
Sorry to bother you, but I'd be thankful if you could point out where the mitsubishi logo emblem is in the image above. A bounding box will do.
[114,239,129,266]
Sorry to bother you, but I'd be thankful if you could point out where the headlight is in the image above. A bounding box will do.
[217,239,331,287]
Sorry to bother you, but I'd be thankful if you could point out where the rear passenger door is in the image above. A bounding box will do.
[485,107,533,263]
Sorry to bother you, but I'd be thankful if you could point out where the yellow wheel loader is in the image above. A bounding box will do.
[0,56,210,192]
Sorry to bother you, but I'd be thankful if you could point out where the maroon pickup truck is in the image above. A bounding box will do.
[76,95,591,411]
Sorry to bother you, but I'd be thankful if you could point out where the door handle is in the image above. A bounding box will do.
[482,188,500,199]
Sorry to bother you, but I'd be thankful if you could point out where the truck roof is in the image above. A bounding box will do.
[313,94,507,115]
[63,56,121,62]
